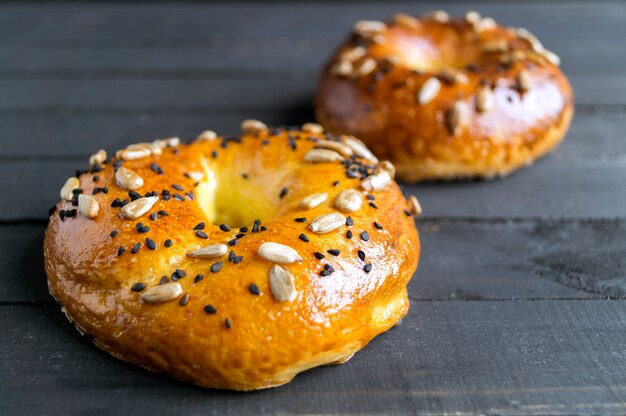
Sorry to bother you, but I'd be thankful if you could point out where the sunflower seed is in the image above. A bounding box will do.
[439,68,469,85]
[60,177,80,201]
[304,148,344,163]
[423,10,449,22]
[140,282,183,303]
[499,50,526,65]
[353,20,387,37]
[417,77,441,105]
[476,87,495,112]
[482,39,508,53]
[300,192,328,209]
[269,265,297,302]
[465,10,481,24]
[541,49,561,66]
[196,130,218,141]
[121,196,159,220]
[446,101,469,135]
[151,137,180,149]
[409,196,423,216]
[314,140,354,157]
[377,160,396,179]
[394,13,421,30]
[341,46,367,62]
[115,167,144,191]
[241,119,268,134]
[302,122,324,134]
[516,27,544,53]
[118,147,151,161]
[331,60,353,77]
[361,171,392,192]
[309,212,346,234]
[78,194,99,219]
[341,136,379,163]
[89,149,107,166]
[517,70,533,92]
[187,244,228,259]
[334,189,363,213]
[474,17,496,32]
[258,242,302,264]
[352,58,377,78]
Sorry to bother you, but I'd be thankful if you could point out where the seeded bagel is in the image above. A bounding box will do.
[44,121,421,390]
[315,10,574,182]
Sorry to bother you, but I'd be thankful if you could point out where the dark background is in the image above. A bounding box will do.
[1,1,625,415]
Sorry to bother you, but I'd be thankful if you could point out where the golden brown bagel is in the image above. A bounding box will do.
[43,121,421,390]
[315,11,574,182]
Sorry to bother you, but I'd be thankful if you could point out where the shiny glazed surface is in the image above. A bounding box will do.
[44,126,420,390]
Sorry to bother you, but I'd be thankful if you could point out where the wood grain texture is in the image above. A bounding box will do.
[1,301,625,415]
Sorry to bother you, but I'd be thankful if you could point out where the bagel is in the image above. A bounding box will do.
[315,10,574,182]
[43,121,421,390]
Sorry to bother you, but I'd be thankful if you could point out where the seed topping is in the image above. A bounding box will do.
[188,244,228,259]
[78,194,99,219]
[258,242,302,264]
[115,167,144,191]
[300,193,328,209]
[269,265,297,302]
[60,177,80,201]
[417,77,441,105]
[309,212,346,234]
[334,189,363,213]
[140,283,183,303]
[121,196,159,220]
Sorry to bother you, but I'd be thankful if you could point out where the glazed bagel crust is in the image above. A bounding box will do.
[44,124,420,390]
[315,12,574,182]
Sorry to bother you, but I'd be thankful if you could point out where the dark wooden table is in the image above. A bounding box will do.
[1,1,625,415]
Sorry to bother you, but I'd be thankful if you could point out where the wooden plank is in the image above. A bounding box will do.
[0,75,622,112]
[1,300,625,415]
[2,156,625,221]
[1,112,623,159]
[5,219,615,303]
[0,2,623,44]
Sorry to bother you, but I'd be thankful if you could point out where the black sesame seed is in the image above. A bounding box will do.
[210,262,223,273]
[236,233,245,239]
[72,188,83,195]
[225,318,232,329]
[131,242,141,254]
[361,231,370,241]
[211,150,218,158]
[102,187,109,194]
[186,192,195,200]
[159,276,168,285]
[131,282,145,292]
[172,269,186,280]
[239,226,249,233]
[279,187,288,198]
[120,199,129,207]
[369,202,378,209]
[242,173,249,179]
[404,209,412,217]
[136,223,150,233]
[93,175,99,182]
[346,216,354,227]
[233,256,243,264]
[204,304,217,314]
[364,264,372,273]
[219,224,231,232]
[228,250,235,262]
[366,194,375,201]
[248,283,261,295]
[299,233,310,243]
[158,210,169,217]
[117,246,125,256]
[333,180,340,187]
[111,199,122,208]
[172,184,184,191]
[179,293,189,306]
[48,205,57,216]
[194,274,204,283]
[228,238,238,246]
[194,222,205,230]
[294,217,307,223]
[173,193,185,201]
[92,187,103,195]
[346,230,353,239]
[327,249,340,256]
[129,191,141,201]
[358,250,366,261]
[149,212,158,221]
[196,230,209,239]
[146,238,156,250]
[314,252,325,260]
[374,221,383,230]
[320,269,332,277]
[110,230,119,238]
[260,226,267,231]
[164,239,173,248]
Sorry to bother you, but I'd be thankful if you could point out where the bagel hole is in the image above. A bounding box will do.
[195,162,276,228]
[387,34,481,72]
